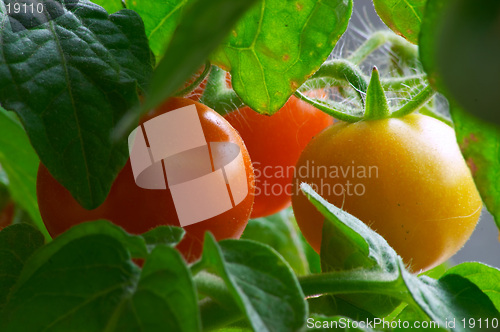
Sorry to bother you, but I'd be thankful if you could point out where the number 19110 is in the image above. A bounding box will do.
[6,2,45,14]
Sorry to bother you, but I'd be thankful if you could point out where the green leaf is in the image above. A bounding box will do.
[418,262,451,279]
[199,233,307,332]
[301,183,399,273]
[401,272,500,331]
[301,184,499,329]
[241,209,310,275]
[0,224,44,311]
[14,221,149,284]
[395,306,447,331]
[91,0,123,13]
[444,262,500,312]
[105,245,200,332]
[1,234,141,331]
[138,0,258,121]
[0,1,153,209]
[0,107,48,239]
[127,0,194,58]
[419,0,500,125]
[320,210,377,272]
[212,0,352,114]
[300,231,321,274]
[373,0,426,44]
[141,225,185,249]
[303,183,403,317]
[450,105,500,227]
[1,224,198,331]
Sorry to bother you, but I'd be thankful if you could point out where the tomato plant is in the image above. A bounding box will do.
[1,0,500,331]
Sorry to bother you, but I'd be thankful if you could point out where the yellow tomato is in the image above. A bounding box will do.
[292,114,482,272]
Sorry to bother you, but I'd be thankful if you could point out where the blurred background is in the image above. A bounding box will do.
[341,0,500,268]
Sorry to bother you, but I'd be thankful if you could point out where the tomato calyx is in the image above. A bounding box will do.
[364,66,391,121]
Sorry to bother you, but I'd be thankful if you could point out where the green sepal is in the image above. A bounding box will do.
[364,67,390,120]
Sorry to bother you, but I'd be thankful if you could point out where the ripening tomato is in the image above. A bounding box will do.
[225,93,333,218]
[37,98,255,262]
[292,114,482,272]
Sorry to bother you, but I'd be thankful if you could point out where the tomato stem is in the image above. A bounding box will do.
[310,59,368,105]
[364,67,391,120]
[304,72,426,92]
[173,61,211,97]
[390,86,437,118]
[382,74,427,90]
[348,30,418,66]
[294,91,363,123]
[200,66,245,115]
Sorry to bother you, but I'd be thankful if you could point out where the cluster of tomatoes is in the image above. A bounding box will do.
[33,70,481,272]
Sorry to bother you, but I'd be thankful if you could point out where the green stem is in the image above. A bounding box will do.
[173,61,211,97]
[200,66,245,115]
[294,91,362,123]
[310,59,368,104]
[298,271,410,302]
[390,86,437,118]
[303,73,426,92]
[382,74,426,90]
[300,77,351,90]
[348,31,418,65]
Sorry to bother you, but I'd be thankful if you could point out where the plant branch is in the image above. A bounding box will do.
[294,91,363,123]
[382,74,426,90]
[310,59,368,104]
[200,66,245,115]
[390,86,437,118]
[348,31,418,65]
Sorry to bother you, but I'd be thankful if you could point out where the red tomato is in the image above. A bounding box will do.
[37,98,255,262]
[224,93,333,218]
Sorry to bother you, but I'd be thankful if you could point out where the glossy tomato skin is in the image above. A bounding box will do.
[225,94,333,218]
[292,114,482,272]
[37,98,255,262]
